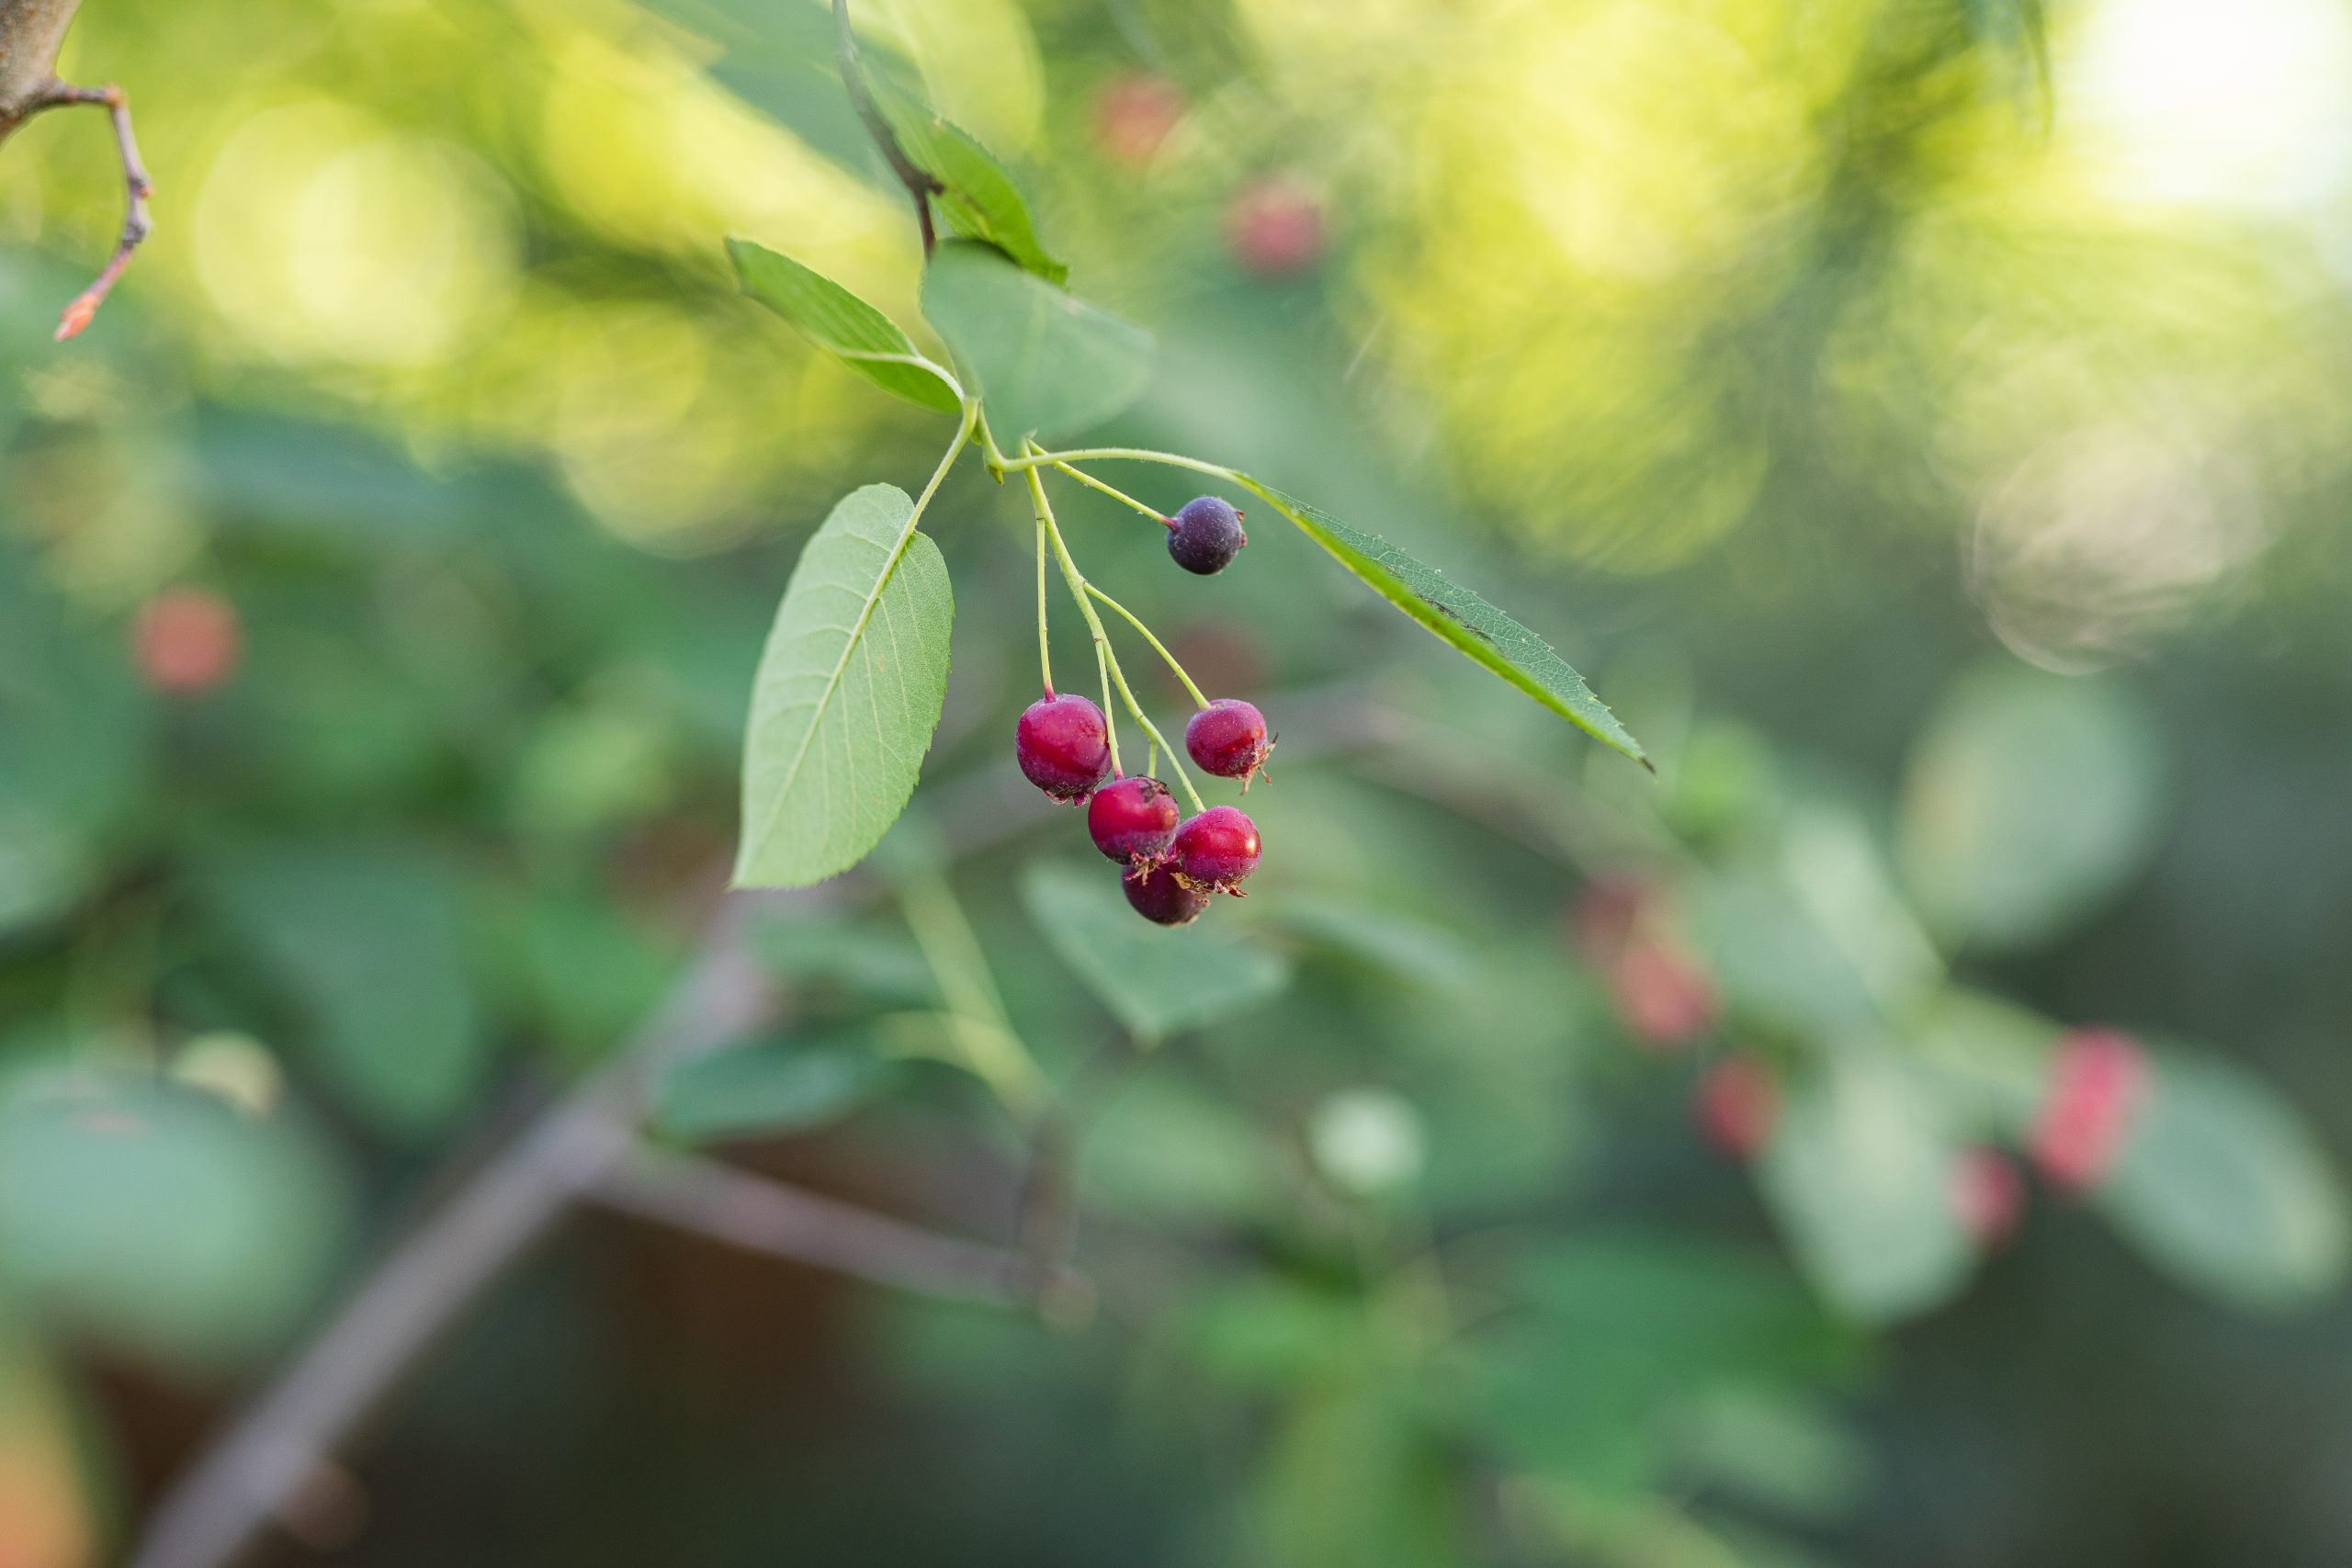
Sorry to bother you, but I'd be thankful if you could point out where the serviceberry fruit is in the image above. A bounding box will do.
[1170,805,1261,891]
[1167,496,1247,576]
[1123,862,1210,927]
[1016,694,1113,802]
[1088,775,1181,863]
[1184,698,1272,784]
[133,587,241,694]
[2030,1027,2146,1192]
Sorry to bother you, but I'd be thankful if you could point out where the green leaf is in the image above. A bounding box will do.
[1021,861,1290,1043]
[1758,1055,1971,1324]
[1230,481,1647,767]
[655,1031,895,1145]
[1898,663,2163,952]
[734,484,955,889]
[2097,1053,2351,1309]
[726,238,961,414]
[200,841,486,1139]
[875,86,1067,284]
[0,1064,347,1368]
[1261,897,1476,992]
[921,240,1153,446]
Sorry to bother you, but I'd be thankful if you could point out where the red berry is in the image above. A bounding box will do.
[1184,698,1272,784]
[2030,1028,2147,1192]
[1611,940,1714,1048]
[1951,1146,2026,1247]
[1123,862,1210,926]
[1087,775,1181,863]
[1226,175,1324,276]
[1695,1056,1777,1160]
[133,588,242,694]
[1093,73,1183,165]
[1015,694,1113,802]
[1170,806,1260,891]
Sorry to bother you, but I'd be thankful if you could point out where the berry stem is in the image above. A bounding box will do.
[1023,449,1205,814]
[1023,454,1124,774]
[999,446,1243,485]
[1035,517,1054,697]
[1051,461,1169,526]
[1085,583,1210,709]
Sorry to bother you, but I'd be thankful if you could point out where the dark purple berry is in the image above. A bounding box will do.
[1171,806,1261,891]
[1167,496,1247,576]
[1088,775,1182,863]
[1123,862,1210,926]
[1184,698,1272,784]
[1016,694,1112,801]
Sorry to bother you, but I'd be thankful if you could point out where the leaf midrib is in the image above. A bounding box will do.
[750,502,925,863]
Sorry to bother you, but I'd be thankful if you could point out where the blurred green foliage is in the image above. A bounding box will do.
[6,0,2352,1565]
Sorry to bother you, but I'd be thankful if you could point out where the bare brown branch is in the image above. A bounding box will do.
[0,2,153,339]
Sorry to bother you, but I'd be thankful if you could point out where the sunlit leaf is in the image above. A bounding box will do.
[1021,861,1290,1043]
[876,85,1067,284]
[726,239,961,414]
[200,840,486,1139]
[2097,1052,2351,1309]
[734,484,955,889]
[1898,664,2163,952]
[921,240,1153,445]
[0,1065,346,1368]
[1230,481,1647,767]
[1759,1056,1971,1324]
[655,1031,896,1145]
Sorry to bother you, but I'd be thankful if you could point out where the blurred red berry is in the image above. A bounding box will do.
[1951,1146,2026,1247]
[1226,176,1324,276]
[1611,939,1715,1047]
[1093,73,1183,165]
[2030,1028,2149,1192]
[1569,874,1653,966]
[133,588,241,694]
[1696,1056,1777,1160]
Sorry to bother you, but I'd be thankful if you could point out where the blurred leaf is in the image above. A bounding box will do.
[752,913,937,1006]
[0,1065,346,1368]
[1898,665,2163,952]
[1260,1372,1466,1568]
[1689,869,1880,1041]
[486,894,678,1061]
[1671,1393,1866,1519]
[200,840,486,1138]
[2097,1052,2351,1309]
[921,241,1153,445]
[655,1031,896,1145]
[734,484,955,889]
[1232,480,1646,766]
[876,86,1068,284]
[1759,1056,1971,1324]
[1081,1075,1274,1224]
[1909,989,2061,1137]
[1021,861,1291,1042]
[727,239,961,414]
[1179,1275,1367,1391]
[1468,1234,1849,1495]
[0,545,147,936]
[1262,897,1476,992]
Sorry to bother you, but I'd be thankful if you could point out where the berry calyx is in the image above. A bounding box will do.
[1123,862,1210,927]
[1184,698,1272,784]
[133,588,242,694]
[1170,806,1261,891]
[1088,775,1181,864]
[1016,694,1113,802]
[1167,496,1247,576]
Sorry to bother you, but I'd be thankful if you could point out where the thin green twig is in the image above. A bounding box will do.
[1086,583,1209,709]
